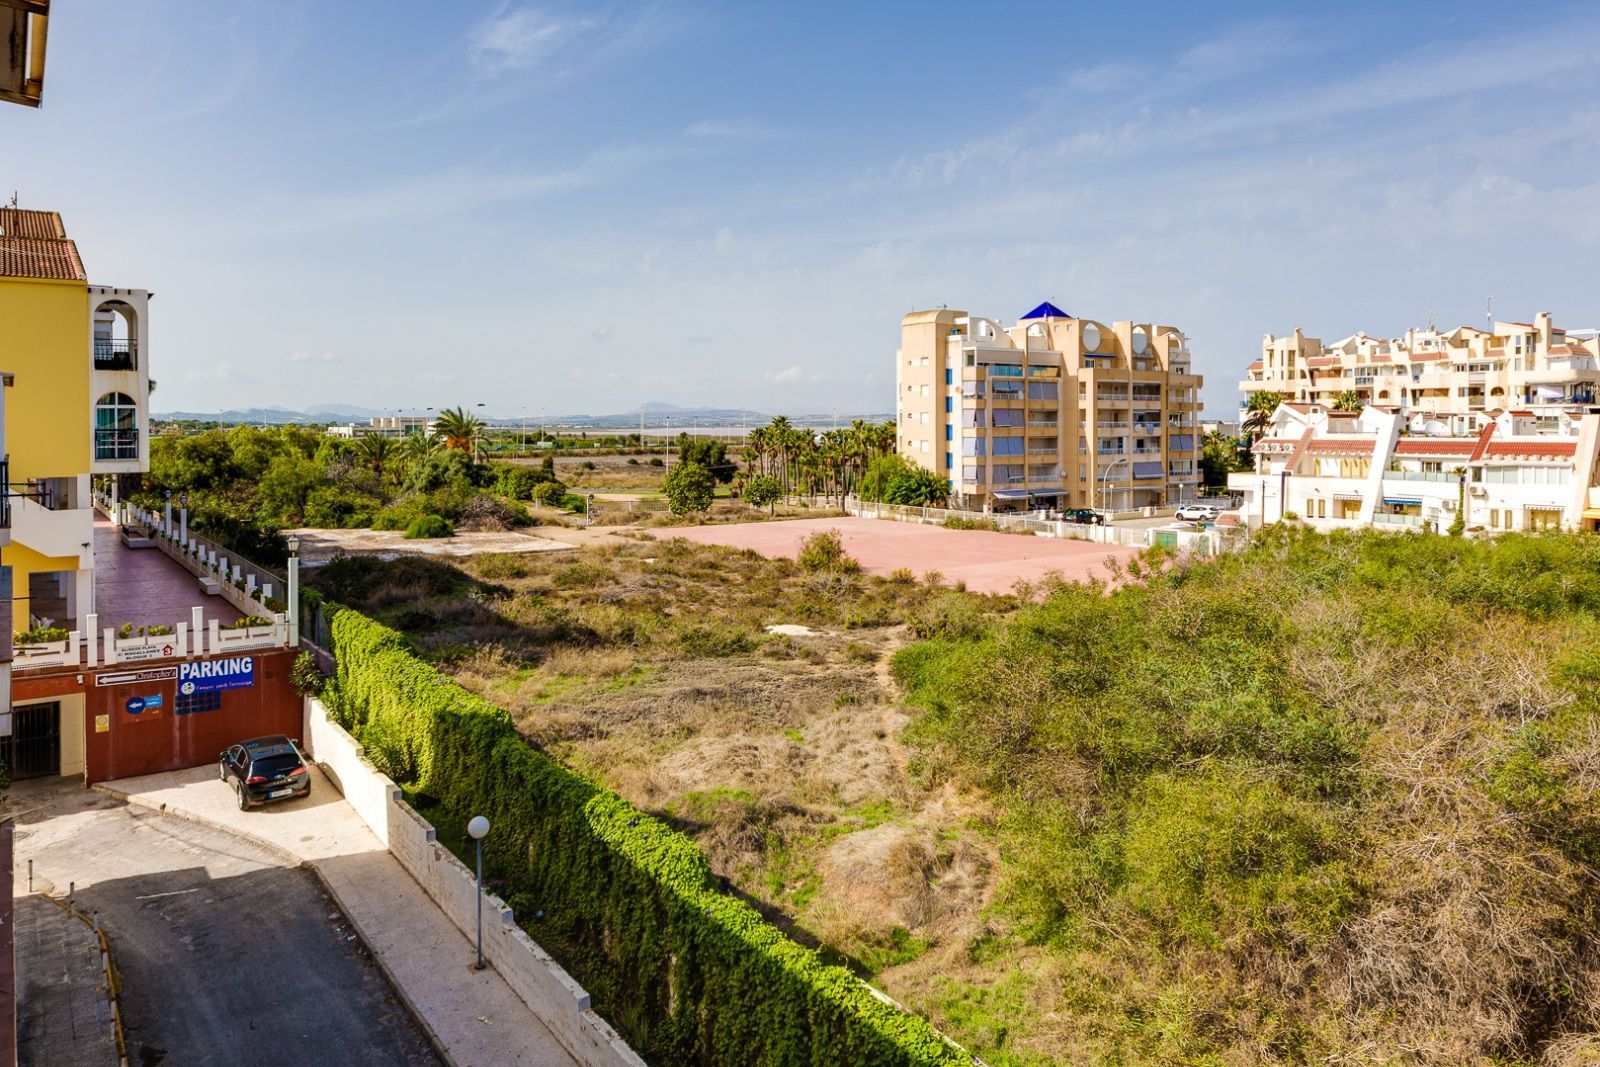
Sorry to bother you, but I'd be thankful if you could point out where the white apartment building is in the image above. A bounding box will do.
[898,303,1204,511]
[1229,402,1600,533]
[1240,312,1600,434]
[325,415,435,439]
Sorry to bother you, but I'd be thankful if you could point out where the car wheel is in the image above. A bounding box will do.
[235,783,249,811]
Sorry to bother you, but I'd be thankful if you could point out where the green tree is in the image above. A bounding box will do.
[1200,430,1248,489]
[662,462,715,514]
[433,406,484,458]
[884,466,950,506]
[743,474,782,513]
[1243,391,1284,443]
[1332,390,1364,413]
[860,453,914,502]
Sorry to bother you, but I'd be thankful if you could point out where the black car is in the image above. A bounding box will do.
[220,735,311,809]
[1062,508,1105,525]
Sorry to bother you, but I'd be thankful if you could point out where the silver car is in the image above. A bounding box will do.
[1174,503,1221,522]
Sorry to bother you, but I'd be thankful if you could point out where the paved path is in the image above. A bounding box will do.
[93,518,241,632]
[655,515,1142,595]
[9,779,436,1067]
[14,894,119,1067]
[94,765,577,1067]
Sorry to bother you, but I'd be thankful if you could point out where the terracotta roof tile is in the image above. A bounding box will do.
[1484,439,1577,460]
[1307,356,1340,368]
[0,209,86,281]
[1305,437,1376,455]
[1394,438,1477,456]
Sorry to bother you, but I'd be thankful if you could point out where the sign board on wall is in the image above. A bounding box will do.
[117,641,177,663]
[178,656,255,696]
[96,667,178,687]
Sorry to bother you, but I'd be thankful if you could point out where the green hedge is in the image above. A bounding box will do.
[323,606,969,1066]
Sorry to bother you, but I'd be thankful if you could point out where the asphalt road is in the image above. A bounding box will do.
[9,780,440,1067]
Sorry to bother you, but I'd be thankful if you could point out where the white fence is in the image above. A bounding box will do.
[844,500,1239,557]
[13,604,291,671]
[303,697,645,1067]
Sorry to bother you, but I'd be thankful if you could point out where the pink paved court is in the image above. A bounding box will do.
[92,518,240,632]
[653,516,1142,595]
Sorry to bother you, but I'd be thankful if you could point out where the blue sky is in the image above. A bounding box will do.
[4,1,1598,417]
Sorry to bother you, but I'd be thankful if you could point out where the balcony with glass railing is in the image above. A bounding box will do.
[1373,512,1426,527]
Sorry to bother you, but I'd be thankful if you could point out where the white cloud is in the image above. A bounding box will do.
[286,350,336,363]
[590,325,614,343]
[766,365,829,385]
[469,8,596,75]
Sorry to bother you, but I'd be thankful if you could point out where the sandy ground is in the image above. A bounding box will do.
[288,526,577,565]
[652,516,1143,595]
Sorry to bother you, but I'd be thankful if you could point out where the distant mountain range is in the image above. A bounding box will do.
[153,402,893,429]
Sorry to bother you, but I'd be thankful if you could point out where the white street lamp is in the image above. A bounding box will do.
[467,815,491,970]
[286,535,300,648]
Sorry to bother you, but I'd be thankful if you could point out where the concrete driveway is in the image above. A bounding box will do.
[8,779,440,1067]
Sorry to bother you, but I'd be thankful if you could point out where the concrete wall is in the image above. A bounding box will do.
[302,698,644,1067]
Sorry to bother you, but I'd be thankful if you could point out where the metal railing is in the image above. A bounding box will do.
[94,429,138,461]
[0,456,8,529]
[1384,469,1457,483]
[92,339,138,371]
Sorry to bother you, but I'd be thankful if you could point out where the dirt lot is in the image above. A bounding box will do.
[656,516,1142,595]
[288,526,576,565]
[503,450,669,489]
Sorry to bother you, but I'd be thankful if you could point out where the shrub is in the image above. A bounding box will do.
[16,625,68,644]
[530,480,570,507]
[456,493,532,532]
[649,457,664,467]
[404,514,455,539]
[321,607,970,1066]
[290,650,326,697]
[224,614,274,630]
[677,622,757,657]
[473,553,530,580]
[663,462,716,515]
[797,529,860,573]
[743,474,783,512]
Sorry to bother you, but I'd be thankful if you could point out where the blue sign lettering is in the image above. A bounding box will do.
[179,656,255,695]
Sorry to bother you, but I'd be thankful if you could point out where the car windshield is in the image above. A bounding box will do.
[250,753,302,777]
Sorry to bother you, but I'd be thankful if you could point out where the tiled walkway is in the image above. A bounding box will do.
[92,519,240,633]
[14,895,120,1067]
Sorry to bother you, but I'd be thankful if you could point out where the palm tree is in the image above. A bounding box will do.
[1242,391,1284,443]
[399,429,443,471]
[433,406,484,459]
[355,434,395,479]
[1332,390,1363,413]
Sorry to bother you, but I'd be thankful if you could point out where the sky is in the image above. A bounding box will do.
[3,1,1598,418]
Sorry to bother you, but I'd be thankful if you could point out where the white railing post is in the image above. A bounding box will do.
[191,606,205,654]
[209,618,221,651]
[175,622,188,658]
[103,627,117,666]
[85,614,99,667]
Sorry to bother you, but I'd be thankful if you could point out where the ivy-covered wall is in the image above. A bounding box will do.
[323,605,970,1066]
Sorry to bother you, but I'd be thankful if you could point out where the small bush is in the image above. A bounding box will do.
[798,529,860,573]
[290,650,326,697]
[404,514,455,539]
[474,553,530,580]
[224,614,274,630]
[648,457,664,467]
[16,625,68,644]
[551,561,614,589]
[888,566,917,584]
[677,622,757,657]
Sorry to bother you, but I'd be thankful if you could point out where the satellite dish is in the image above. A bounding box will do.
[1131,327,1149,355]
[1081,323,1101,351]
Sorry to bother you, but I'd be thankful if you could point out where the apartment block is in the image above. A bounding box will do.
[1229,401,1600,533]
[1240,313,1600,434]
[325,415,436,439]
[898,303,1204,511]
[0,207,153,634]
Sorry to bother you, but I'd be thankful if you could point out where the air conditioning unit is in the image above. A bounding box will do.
[1469,486,1487,496]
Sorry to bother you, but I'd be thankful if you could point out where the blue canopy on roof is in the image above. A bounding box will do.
[1021,301,1071,320]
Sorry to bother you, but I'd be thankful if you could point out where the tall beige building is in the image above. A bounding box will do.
[1240,312,1600,435]
[897,302,1204,511]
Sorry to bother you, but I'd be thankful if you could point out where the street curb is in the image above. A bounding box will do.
[90,783,458,1067]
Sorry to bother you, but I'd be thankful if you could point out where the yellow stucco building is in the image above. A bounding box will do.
[0,207,152,635]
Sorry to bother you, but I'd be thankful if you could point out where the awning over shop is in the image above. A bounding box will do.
[992,489,1031,500]
[1332,492,1364,501]
[1382,497,1423,507]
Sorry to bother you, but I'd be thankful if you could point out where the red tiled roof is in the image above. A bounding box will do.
[1508,410,1535,417]
[1394,438,1477,456]
[1305,437,1376,455]
[1246,360,1263,370]
[0,209,86,281]
[1410,351,1445,362]
[1283,402,1320,413]
[1484,439,1577,460]
[1307,356,1340,368]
